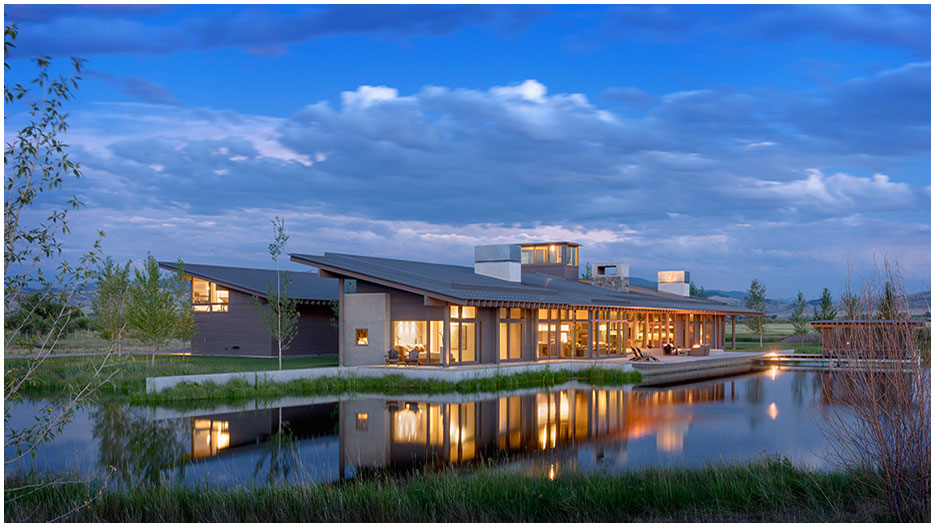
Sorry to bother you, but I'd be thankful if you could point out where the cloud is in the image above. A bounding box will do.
[4,4,549,58]
[600,4,930,56]
[87,70,179,106]
[8,69,928,297]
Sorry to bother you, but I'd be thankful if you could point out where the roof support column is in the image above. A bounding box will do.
[443,307,451,368]
[338,278,345,366]
[731,315,736,350]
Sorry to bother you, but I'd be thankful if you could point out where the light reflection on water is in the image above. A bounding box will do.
[5,368,840,487]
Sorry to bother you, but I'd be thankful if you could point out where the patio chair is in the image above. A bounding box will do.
[629,346,659,362]
[404,348,420,366]
[385,348,400,366]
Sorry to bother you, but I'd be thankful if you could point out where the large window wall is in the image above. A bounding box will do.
[449,306,477,364]
[593,310,626,356]
[498,308,524,362]
[392,320,444,364]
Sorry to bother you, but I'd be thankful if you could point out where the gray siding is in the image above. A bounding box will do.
[191,289,338,357]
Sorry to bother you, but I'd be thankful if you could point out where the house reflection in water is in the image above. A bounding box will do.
[340,383,728,477]
[179,383,729,478]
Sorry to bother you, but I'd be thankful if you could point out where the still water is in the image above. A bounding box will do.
[5,368,842,487]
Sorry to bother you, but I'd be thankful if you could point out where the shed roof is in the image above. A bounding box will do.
[290,252,761,315]
[158,261,338,304]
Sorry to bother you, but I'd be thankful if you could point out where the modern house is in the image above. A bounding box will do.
[158,262,338,357]
[291,242,761,367]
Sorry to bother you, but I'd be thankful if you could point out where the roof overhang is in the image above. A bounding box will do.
[157,261,331,305]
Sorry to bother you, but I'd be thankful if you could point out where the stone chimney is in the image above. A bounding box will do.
[590,262,629,292]
[658,270,690,296]
[474,244,521,282]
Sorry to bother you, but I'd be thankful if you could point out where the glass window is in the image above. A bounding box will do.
[576,309,589,320]
[575,321,589,357]
[393,321,428,363]
[538,308,549,320]
[535,247,547,264]
[192,279,209,303]
[462,306,476,319]
[355,329,368,346]
[450,306,460,319]
[521,248,533,264]
[510,308,522,319]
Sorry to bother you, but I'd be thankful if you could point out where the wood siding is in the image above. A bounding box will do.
[191,289,337,357]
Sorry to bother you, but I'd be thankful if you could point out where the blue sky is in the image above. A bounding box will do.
[4,4,931,298]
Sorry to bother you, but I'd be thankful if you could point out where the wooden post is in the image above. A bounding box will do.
[495,308,501,365]
[443,306,451,368]
[731,315,736,350]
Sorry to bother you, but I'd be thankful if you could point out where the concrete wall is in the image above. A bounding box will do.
[342,292,390,366]
[340,399,389,468]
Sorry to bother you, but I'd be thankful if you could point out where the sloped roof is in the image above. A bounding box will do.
[158,262,337,304]
[290,252,761,315]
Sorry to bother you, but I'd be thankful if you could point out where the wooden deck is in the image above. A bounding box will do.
[629,351,770,386]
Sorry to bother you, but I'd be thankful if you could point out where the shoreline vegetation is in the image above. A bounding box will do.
[4,354,641,403]
[130,367,642,404]
[3,458,891,522]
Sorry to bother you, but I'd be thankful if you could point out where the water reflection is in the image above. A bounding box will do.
[6,369,853,487]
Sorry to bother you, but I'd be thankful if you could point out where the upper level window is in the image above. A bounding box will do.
[192,278,229,312]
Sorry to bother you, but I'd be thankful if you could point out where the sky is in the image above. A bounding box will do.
[3,3,931,299]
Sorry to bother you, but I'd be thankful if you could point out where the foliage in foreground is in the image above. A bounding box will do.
[131,367,641,404]
[2,457,896,523]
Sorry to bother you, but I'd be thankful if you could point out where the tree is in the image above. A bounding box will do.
[91,257,132,355]
[840,291,861,321]
[690,281,708,298]
[877,281,897,320]
[744,279,767,346]
[329,298,339,332]
[127,254,193,367]
[580,262,592,280]
[812,287,837,321]
[4,24,116,512]
[817,257,929,521]
[790,290,810,337]
[256,216,298,369]
[4,292,89,339]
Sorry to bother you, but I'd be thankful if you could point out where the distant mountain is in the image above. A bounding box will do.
[630,276,930,319]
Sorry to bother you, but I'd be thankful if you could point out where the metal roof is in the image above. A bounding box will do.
[158,261,338,304]
[290,252,761,315]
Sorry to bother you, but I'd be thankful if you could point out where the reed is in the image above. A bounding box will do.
[130,367,642,404]
[3,457,885,522]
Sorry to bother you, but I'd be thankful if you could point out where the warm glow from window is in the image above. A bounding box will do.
[192,278,229,313]
[356,413,369,431]
[192,419,230,459]
[355,329,368,346]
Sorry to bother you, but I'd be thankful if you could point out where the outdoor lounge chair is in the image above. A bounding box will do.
[629,346,659,362]
[404,349,420,366]
[385,348,400,366]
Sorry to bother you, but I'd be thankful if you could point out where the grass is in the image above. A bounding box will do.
[130,367,641,404]
[2,457,892,522]
[4,354,339,395]
[4,330,190,355]
[726,321,823,354]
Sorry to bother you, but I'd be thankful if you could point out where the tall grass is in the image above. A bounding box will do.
[3,457,886,522]
[4,354,338,395]
[130,367,642,404]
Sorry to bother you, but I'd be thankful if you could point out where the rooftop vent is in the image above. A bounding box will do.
[590,262,629,292]
[658,270,690,296]
[474,244,521,282]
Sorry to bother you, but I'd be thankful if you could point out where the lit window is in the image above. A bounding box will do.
[192,278,229,313]
[356,413,368,431]
[462,306,476,318]
[355,329,368,346]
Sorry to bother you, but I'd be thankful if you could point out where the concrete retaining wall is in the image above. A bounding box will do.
[145,360,635,394]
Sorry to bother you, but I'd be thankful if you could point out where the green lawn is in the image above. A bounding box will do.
[725,321,822,354]
[4,354,338,395]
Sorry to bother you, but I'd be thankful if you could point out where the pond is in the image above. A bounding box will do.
[5,368,844,487]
